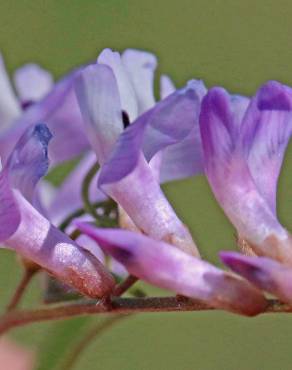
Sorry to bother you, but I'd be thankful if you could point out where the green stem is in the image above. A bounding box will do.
[59,199,117,232]
[113,275,138,296]
[81,161,100,220]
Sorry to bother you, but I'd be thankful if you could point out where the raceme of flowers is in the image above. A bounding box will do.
[1,47,291,316]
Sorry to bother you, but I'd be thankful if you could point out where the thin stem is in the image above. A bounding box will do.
[81,161,100,220]
[58,200,115,232]
[113,275,138,296]
[6,269,36,312]
[0,297,210,335]
[59,208,86,232]
[61,315,129,370]
[69,229,82,241]
[1,297,290,335]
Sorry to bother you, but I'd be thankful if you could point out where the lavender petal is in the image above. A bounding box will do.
[76,224,267,316]
[122,49,157,113]
[75,63,124,164]
[220,251,292,303]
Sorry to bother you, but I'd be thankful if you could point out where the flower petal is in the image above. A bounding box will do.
[34,179,56,218]
[0,123,52,241]
[200,87,292,263]
[13,64,54,103]
[98,48,138,121]
[45,86,89,164]
[220,251,292,303]
[99,81,203,183]
[159,80,207,182]
[230,94,250,123]
[0,53,21,128]
[100,154,199,256]
[160,74,176,99]
[7,191,115,298]
[240,81,292,213]
[0,69,89,165]
[5,123,52,202]
[0,170,20,242]
[122,49,157,113]
[74,59,201,253]
[74,63,123,164]
[159,127,204,182]
[143,80,206,161]
[200,87,235,170]
[75,224,267,316]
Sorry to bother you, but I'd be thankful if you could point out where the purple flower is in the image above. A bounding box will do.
[158,76,207,182]
[74,48,206,256]
[199,81,292,264]
[75,222,267,316]
[220,251,292,303]
[48,49,206,230]
[160,74,176,100]
[0,53,89,166]
[0,123,114,298]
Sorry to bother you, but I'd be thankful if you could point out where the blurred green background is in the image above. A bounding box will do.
[1,0,292,369]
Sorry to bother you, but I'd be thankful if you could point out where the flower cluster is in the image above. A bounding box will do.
[1,47,291,317]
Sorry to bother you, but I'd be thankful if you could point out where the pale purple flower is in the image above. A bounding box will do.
[199,81,292,264]
[49,50,206,229]
[220,251,292,303]
[158,76,206,182]
[160,74,176,100]
[0,123,114,298]
[75,222,267,316]
[0,53,89,166]
[74,48,206,256]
